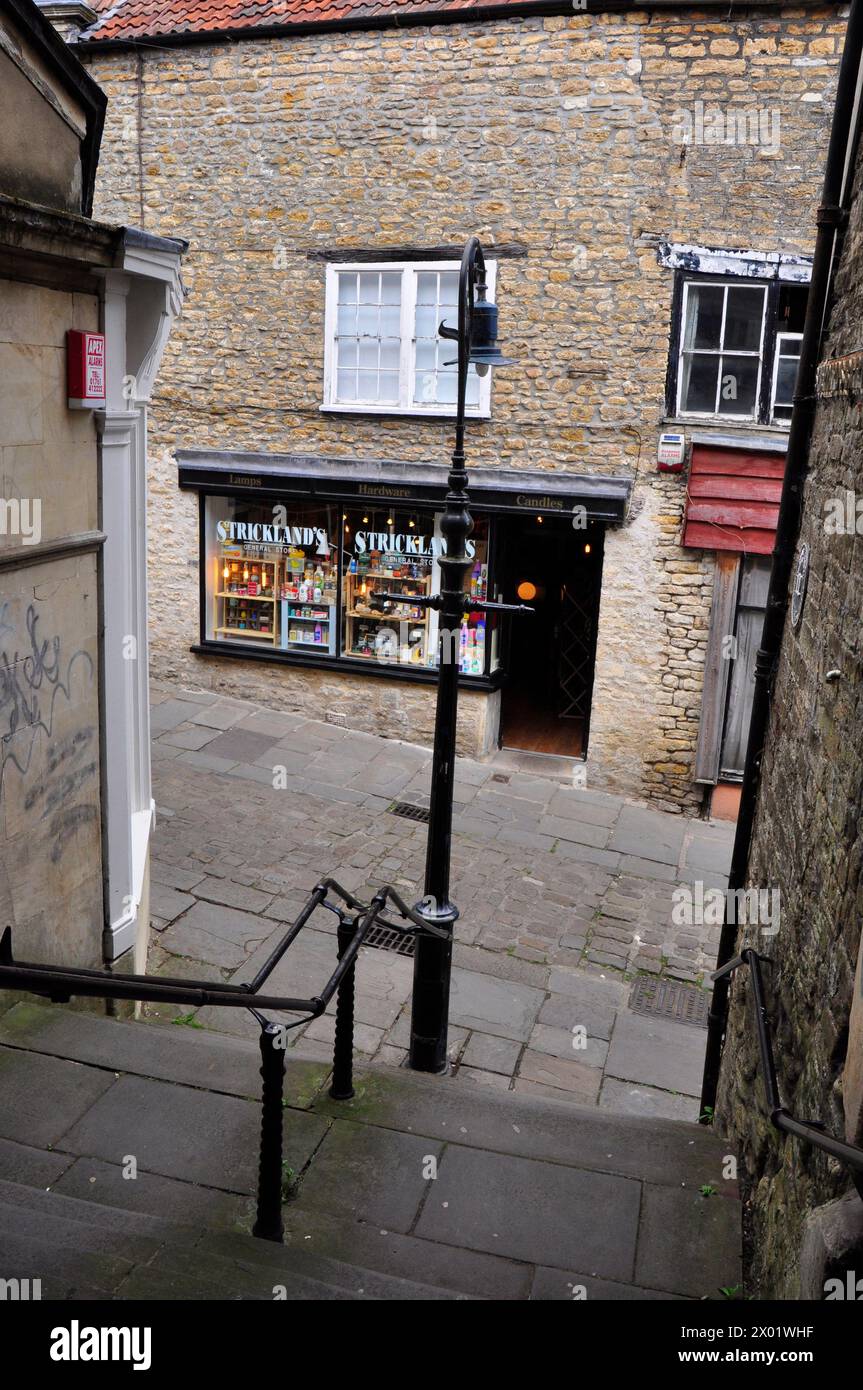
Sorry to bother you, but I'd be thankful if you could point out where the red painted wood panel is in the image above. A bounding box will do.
[686,500,780,528]
[683,522,776,554]
[683,444,787,553]
[690,448,786,480]
[688,475,782,503]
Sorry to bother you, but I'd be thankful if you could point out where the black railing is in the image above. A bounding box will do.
[713,949,863,1201]
[0,878,445,1242]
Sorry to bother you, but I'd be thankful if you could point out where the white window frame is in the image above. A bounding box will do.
[676,279,768,422]
[770,331,803,421]
[322,260,495,418]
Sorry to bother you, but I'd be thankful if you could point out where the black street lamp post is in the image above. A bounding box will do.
[374,236,524,1073]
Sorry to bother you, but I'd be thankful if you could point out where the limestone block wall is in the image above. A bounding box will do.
[82,6,845,804]
[716,144,863,1299]
[0,278,104,966]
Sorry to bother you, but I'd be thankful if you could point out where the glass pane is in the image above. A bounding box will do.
[336,370,357,402]
[723,286,765,352]
[357,305,378,337]
[380,305,401,337]
[358,340,378,369]
[416,272,437,305]
[377,370,399,403]
[415,305,437,339]
[379,339,400,370]
[415,342,436,372]
[718,355,759,416]
[337,340,357,368]
[683,285,724,351]
[414,370,437,405]
[357,370,379,400]
[380,272,401,304]
[337,305,356,335]
[337,273,357,304]
[465,370,481,408]
[774,357,798,406]
[438,271,458,305]
[358,272,380,304]
[681,352,719,413]
[437,372,457,404]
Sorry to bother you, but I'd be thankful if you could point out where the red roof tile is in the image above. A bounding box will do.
[81,0,530,43]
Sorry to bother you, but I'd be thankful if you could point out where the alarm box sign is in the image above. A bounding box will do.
[67,330,106,409]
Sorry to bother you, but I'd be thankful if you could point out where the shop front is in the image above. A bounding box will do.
[178,451,632,758]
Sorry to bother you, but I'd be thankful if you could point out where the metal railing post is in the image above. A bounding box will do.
[252,1020,287,1243]
[330,915,356,1100]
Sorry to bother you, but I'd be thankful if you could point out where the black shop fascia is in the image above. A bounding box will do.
[177,449,632,704]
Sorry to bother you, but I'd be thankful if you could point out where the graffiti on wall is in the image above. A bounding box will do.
[0,601,97,857]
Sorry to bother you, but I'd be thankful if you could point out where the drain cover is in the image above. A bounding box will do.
[629,976,710,1029]
[363,923,416,957]
[387,800,430,823]
[491,773,511,784]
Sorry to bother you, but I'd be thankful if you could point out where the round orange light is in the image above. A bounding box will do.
[517,580,538,602]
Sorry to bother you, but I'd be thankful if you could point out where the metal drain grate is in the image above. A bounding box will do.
[387,800,430,823]
[362,923,416,957]
[629,976,710,1029]
[491,773,511,784]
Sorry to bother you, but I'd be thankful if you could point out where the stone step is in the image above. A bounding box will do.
[0,1180,469,1301]
[0,1001,726,1185]
[0,1000,331,1106]
[0,1001,741,1300]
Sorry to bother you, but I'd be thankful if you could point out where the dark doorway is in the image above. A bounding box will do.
[497,515,604,757]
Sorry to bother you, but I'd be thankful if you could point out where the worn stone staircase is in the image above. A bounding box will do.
[0,1002,742,1300]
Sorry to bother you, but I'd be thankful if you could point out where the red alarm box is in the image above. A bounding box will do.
[67,330,106,409]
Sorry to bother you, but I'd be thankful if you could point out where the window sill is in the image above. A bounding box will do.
[191,640,503,691]
[320,403,490,422]
[663,415,790,433]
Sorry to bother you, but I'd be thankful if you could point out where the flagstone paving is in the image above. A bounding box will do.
[147,684,736,1121]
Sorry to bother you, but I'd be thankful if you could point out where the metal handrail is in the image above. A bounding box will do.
[713,949,863,1200]
[0,877,441,1241]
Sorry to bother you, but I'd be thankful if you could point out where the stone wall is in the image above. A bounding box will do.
[81,6,845,805]
[0,277,104,966]
[716,148,863,1296]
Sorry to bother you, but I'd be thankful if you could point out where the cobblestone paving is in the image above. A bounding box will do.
[148,685,735,1121]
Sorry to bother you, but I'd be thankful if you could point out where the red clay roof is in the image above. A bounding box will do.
[80,0,533,44]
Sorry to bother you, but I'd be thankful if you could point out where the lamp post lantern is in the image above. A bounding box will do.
[407,236,520,1073]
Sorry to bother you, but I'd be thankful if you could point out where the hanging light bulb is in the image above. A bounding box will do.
[362,515,369,524]
[243,564,249,581]
[584,543,592,555]
[222,564,230,581]
[408,518,416,529]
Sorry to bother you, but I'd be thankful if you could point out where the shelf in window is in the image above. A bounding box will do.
[353,571,430,582]
[217,592,276,603]
[215,626,276,640]
[346,609,428,622]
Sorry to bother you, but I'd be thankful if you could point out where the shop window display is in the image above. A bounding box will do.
[204,496,338,653]
[202,494,494,677]
[340,509,491,673]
